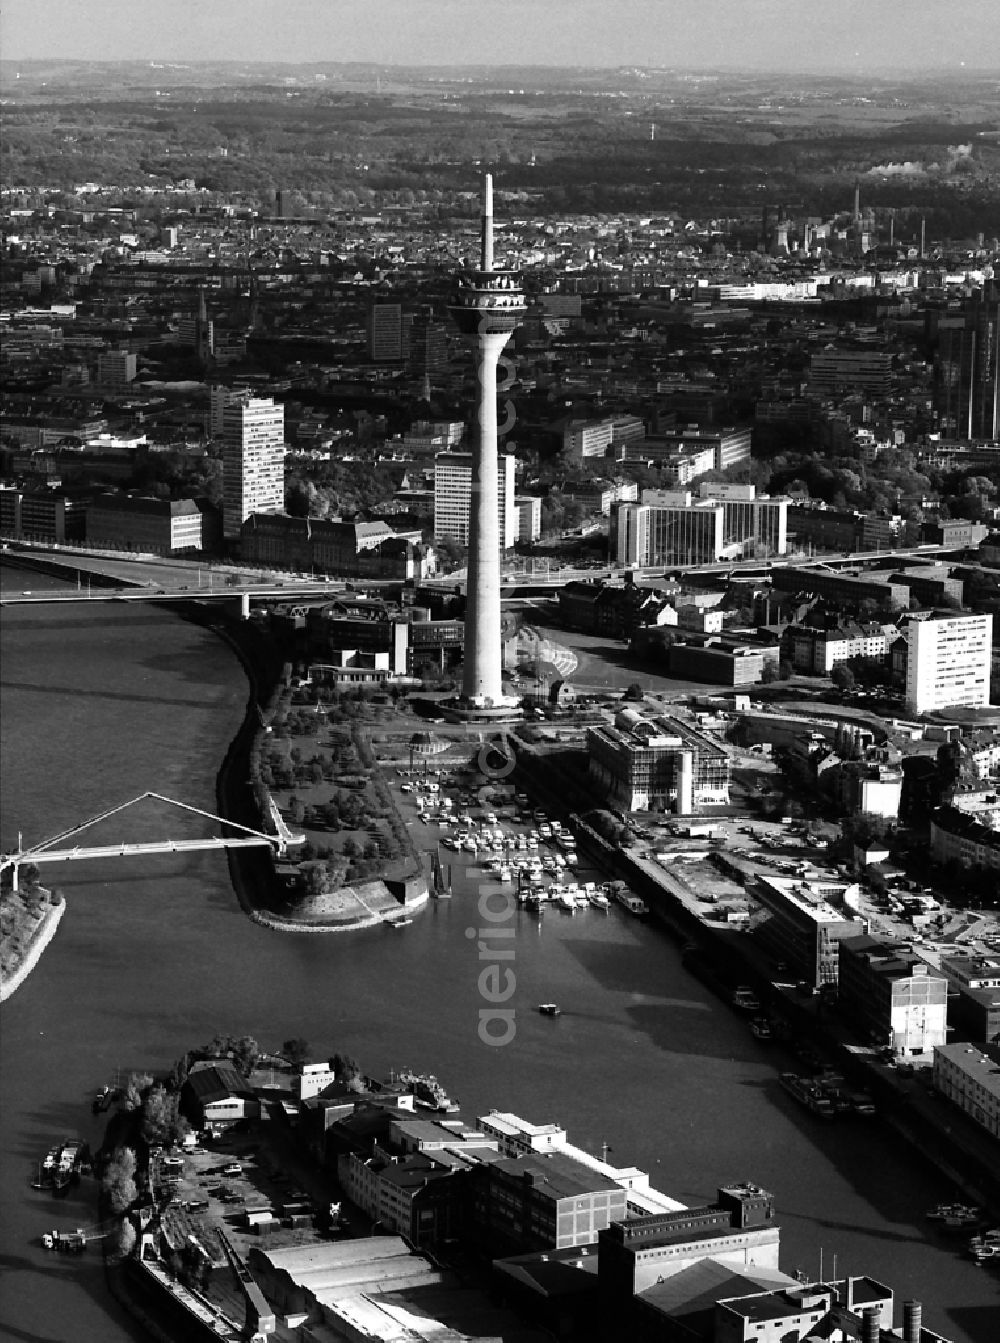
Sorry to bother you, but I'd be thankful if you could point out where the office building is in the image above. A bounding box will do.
[615,496,724,567]
[587,709,731,812]
[564,413,645,461]
[86,494,212,554]
[936,955,1000,1043]
[810,350,892,396]
[904,613,993,714]
[0,487,85,544]
[96,350,137,387]
[434,451,515,551]
[838,937,948,1056]
[222,394,285,541]
[932,1043,1000,1139]
[752,875,867,990]
[697,482,789,556]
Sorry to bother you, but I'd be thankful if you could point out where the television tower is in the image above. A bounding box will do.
[449,175,525,711]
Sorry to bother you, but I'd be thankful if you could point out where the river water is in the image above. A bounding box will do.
[0,569,996,1343]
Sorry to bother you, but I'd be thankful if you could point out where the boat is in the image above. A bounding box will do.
[41,1228,88,1253]
[968,1229,1000,1262]
[849,1092,877,1116]
[926,1203,981,1226]
[779,1072,836,1118]
[51,1139,88,1195]
[538,1003,562,1017]
[612,889,648,916]
[749,1017,772,1041]
[731,986,761,1013]
[399,1071,459,1113]
[386,916,413,928]
[557,891,576,913]
[92,1085,116,1115]
[588,892,610,910]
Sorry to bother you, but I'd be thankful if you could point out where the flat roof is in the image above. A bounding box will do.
[492,1151,623,1199]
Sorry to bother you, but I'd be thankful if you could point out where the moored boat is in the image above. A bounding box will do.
[779,1072,836,1118]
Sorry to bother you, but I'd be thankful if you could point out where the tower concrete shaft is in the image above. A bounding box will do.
[464,328,513,703]
[450,173,525,709]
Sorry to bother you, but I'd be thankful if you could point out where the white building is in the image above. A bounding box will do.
[433,451,516,550]
[904,613,993,714]
[222,394,285,541]
[515,495,542,543]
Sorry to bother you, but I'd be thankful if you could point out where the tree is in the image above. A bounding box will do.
[231,1035,260,1078]
[122,1072,154,1112]
[623,683,645,701]
[282,1037,310,1066]
[112,1218,137,1261]
[141,1084,189,1147]
[831,664,856,692]
[103,1146,137,1215]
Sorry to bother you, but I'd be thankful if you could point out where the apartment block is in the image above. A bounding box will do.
[904,613,993,714]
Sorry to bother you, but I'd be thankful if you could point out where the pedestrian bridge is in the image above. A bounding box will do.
[0,791,303,891]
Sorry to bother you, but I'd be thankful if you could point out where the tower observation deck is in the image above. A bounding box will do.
[448,175,525,713]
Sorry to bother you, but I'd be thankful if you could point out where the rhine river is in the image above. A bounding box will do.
[0,566,996,1343]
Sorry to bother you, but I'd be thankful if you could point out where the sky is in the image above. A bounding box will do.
[1,0,997,72]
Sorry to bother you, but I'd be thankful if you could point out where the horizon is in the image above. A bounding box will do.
[1,0,997,74]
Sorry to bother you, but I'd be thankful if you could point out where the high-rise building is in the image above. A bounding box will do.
[905,612,993,714]
[936,293,1000,440]
[368,303,404,362]
[447,175,525,710]
[222,394,285,541]
[434,451,516,551]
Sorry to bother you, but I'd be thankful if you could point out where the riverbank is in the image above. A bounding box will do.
[0,889,66,1003]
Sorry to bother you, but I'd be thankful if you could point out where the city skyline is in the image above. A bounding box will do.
[1,0,997,72]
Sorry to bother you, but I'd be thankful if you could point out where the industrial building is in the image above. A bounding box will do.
[837,936,949,1056]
